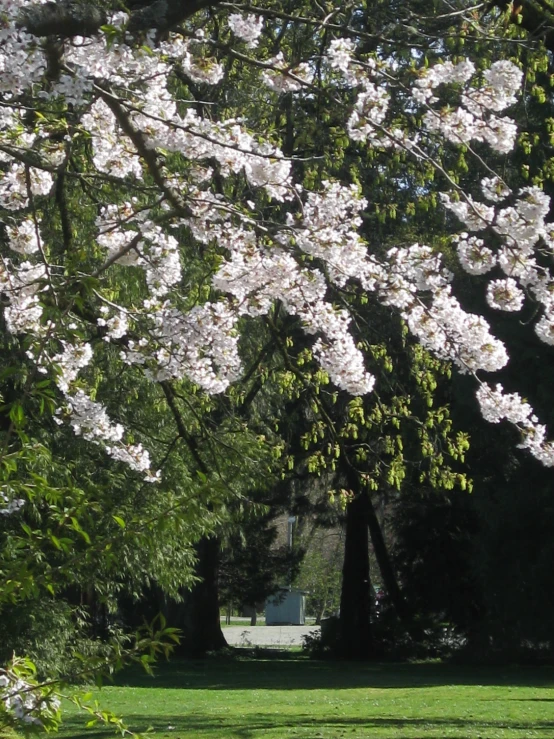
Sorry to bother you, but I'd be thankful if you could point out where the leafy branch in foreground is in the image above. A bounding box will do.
[0,615,179,736]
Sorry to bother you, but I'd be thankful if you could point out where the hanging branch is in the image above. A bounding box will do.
[18,0,225,39]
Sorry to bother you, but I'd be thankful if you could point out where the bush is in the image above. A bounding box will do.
[0,599,118,679]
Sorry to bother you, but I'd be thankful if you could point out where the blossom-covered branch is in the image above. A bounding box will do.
[1,0,554,524]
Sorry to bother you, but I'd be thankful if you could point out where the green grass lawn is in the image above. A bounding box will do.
[58,657,554,739]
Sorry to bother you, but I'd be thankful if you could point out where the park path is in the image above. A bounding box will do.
[222,624,320,648]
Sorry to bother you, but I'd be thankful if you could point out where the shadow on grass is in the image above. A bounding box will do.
[60,711,554,739]
[112,658,554,692]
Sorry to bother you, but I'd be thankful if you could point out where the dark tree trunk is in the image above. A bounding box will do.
[365,491,427,644]
[338,489,372,659]
[365,492,409,622]
[159,382,227,654]
[343,460,415,631]
[178,536,227,655]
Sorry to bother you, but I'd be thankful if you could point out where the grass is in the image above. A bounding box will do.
[220,620,262,628]
[58,656,554,739]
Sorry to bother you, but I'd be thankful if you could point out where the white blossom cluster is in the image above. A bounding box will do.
[444,183,554,347]
[64,22,169,89]
[181,49,225,85]
[0,0,46,98]
[228,13,264,48]
[97,307,130,341]
[61,389,159,482]
[261,52,312,93]
[477,384,554,465]
[391,287,509,375]
[455,234,496,275]
[439,165,554,461]
[413,59,476,103]
[45,340,158,480]
[0,490,25,516]
[206,214,375,394]
[440,193,495,231]
[338,42,554,458]
[419,59,522,153]
[52,342,94,393]
[6,219,40,255]
[486,278,525,312]
[127,100,293,200]
[0,164,53,210]
[122,300,242,395]
[0,669,60,726]
[329,46,522,154]
[281,181,381,290]
[0,258,46,336]
[481,175,511,203]
[347,82,390,143]
[82,100,143,180]
[357,241,510,377]
[327,38,357,76]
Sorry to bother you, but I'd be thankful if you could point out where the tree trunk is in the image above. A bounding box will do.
[365,492,410,622]
[179,535,227,655]
[342,461,416,633]
[365,492,427,644]
[338,489,372,659]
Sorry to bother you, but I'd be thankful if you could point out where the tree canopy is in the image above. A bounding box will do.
[2,0,554,731]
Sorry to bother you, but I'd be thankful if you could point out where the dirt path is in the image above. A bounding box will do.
[222,624,319,648]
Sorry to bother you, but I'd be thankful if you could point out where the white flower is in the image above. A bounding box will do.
[327,38,356,73]
[456,234,496,275]
[7,219,40,255]
[481,176,511,203]
[486,278,525,311]
[261,53,310,93]
[228,14,263,48]
[0,491,25,515]
[476,383,532,424]
[441,193,494,231]
[535,313,554,345]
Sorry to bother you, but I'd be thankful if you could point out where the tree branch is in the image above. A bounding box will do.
[18,1,107,38]
[490,0,554,54]
[160,380,209,474]
[94,84,193,218]
[18,0,224,39]
[127,0,224,33]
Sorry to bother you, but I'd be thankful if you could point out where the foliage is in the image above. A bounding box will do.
[295,529,343,622]
[219,513,303,614]
[0,614,179,737]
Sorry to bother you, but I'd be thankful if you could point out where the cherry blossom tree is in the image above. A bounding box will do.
[2,0,554,729]
[1,2,551,492]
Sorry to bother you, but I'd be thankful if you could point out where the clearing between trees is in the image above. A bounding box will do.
[56,657,554,739]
